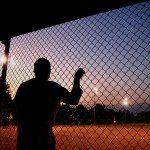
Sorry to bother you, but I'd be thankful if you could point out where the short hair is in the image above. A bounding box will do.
[34,58,51,75]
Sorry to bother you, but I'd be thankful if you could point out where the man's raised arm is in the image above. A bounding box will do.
[66,68,85,105]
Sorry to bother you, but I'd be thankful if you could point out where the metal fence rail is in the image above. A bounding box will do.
[0,1,150,150]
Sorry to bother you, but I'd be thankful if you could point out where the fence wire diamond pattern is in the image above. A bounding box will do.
[0,1,150,150]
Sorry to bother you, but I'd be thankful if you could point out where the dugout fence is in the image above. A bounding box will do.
[0,1,150,150]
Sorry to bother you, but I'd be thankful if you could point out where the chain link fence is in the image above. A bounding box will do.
[0,1,150,150]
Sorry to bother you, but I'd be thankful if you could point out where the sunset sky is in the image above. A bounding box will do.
[0,1,149,112]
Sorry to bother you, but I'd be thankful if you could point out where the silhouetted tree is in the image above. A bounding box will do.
[73,104,88,124]
[94,104,106,124]
[56,102,149,125]
[0,77,12,126]
[56,104,75,124]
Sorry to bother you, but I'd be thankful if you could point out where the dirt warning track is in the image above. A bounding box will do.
[0,125,149,150]
[54,125,150,150]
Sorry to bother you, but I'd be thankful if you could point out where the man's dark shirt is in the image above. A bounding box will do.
[13,78,83,149]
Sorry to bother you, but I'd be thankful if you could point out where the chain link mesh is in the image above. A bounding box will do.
[0,1,150,150]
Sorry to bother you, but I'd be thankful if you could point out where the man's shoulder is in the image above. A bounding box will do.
[48,81,61,87]
[22,78,34,84]
[19,78,35,87]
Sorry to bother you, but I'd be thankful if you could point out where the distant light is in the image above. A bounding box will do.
[7,113,13,120]
[0,55,15,66]
[93,87,99,95]
[0,55,7,63]
[123,97,128,106]
[123,100,128,106]
[124,98,128,101]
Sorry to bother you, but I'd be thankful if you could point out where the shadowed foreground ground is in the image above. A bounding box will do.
[0,125,149,150]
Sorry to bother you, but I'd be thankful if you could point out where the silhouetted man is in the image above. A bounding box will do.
[12,58,85,150]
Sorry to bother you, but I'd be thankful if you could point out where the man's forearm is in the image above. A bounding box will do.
[62,68,85,105]
[73,77,80,88]
[69,78,83,105]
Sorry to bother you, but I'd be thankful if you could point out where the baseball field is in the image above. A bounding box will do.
[0,125,149,150]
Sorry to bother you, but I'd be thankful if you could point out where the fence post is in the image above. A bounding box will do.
[0,38,11,125]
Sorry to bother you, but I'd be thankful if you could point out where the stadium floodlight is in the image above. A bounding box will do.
[123,97,128,106]
[93,87,99,95]
[93,87,99,125]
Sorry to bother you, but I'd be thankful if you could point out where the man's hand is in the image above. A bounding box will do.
[75,68,85,80]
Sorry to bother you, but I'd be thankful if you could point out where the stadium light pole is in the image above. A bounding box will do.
[123,98,128,124]
[0,55,15,66]
[112,104,116,126]
[93,87,99,125]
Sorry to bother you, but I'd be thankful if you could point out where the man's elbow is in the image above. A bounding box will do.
[70,101,79,105]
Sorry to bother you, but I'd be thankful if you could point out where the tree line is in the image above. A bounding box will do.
[55,103,150,125]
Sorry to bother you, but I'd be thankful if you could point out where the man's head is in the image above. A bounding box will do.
[34,58,51,80]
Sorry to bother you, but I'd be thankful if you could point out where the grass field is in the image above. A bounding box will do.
[0,125,150,150]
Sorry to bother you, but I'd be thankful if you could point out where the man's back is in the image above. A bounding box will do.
[14,78,63,149]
